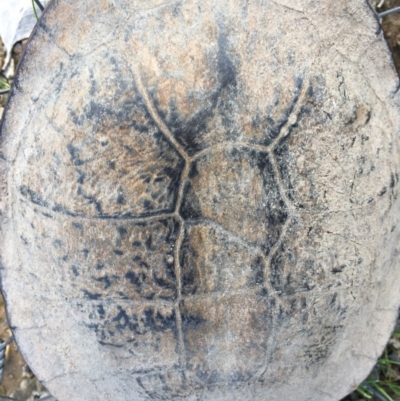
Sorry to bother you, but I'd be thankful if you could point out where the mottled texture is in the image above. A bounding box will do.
[0,0,400,400]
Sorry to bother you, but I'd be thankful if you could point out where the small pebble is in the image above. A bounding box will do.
[3,59,14,79]
[12,43,23,56]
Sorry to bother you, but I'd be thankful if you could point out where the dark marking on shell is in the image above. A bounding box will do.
[19,185,79,217]
[83,290,102,300]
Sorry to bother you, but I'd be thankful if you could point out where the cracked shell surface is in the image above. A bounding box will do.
[1,0,400,400]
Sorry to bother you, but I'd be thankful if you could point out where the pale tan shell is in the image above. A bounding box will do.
[1,0,400,400]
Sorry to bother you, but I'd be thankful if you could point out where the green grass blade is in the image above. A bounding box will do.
[0,77,10,90]
[370,381,394,401]
[356,385,373,399]
[31,0,39,20]
[385,382,400,396]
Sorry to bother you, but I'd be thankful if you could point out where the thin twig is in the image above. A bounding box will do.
[33,0,45,11]
[378,6,400,18]
[0,392,54,401]
[0,89,10,95]
[0,397,22,401]
[0,337,14,380]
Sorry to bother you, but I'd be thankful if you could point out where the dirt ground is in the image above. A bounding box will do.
[380,0,400,77]
[0,294,50,400]
[0,2,400,401]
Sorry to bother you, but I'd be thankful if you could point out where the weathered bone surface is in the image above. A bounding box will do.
[1,0,400,400]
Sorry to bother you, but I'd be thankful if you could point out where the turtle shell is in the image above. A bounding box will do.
[1,0,400,400]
